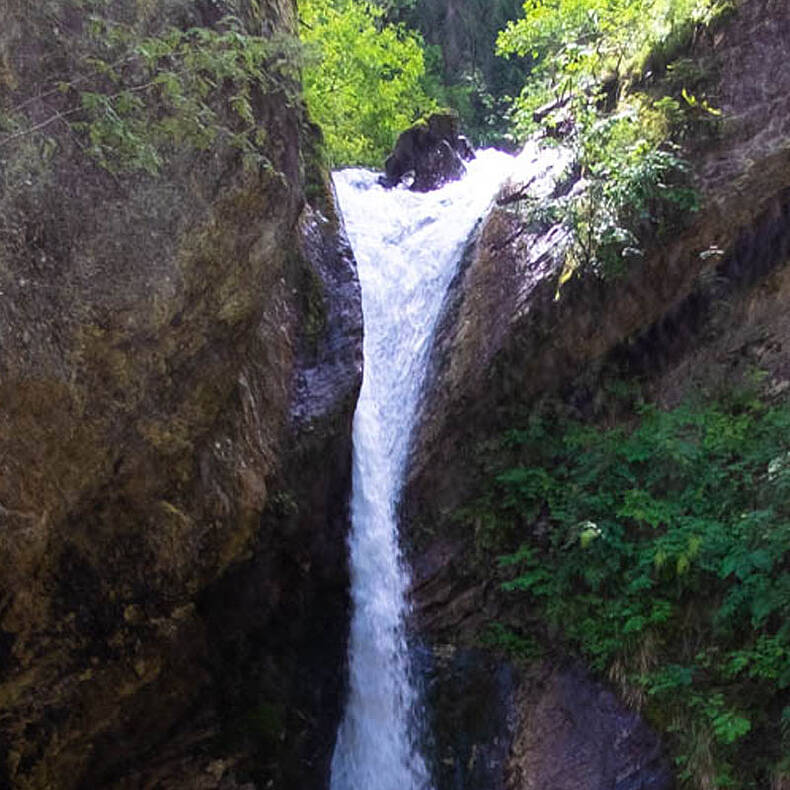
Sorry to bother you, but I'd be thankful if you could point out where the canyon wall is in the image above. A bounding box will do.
[0,1,361,786]
[405,0,790,786]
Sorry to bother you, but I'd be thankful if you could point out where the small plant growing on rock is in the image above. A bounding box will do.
[1,9,303,176]
[496,0,730,281]
[550,93,699,280]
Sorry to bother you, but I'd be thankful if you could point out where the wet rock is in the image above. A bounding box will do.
[199,179,363,790]
[379,112,476,192]
[291,191,364,432]
[424,648,516,790]
[423,655,672,790]
[412,138,468,192]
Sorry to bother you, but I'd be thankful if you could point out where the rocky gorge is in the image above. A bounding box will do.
[0,0,789,788]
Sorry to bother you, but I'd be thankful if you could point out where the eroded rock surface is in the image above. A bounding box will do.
[0,2,361,787]
[506,667,671,790]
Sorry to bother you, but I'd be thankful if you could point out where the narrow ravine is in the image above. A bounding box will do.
[330,152,516,790]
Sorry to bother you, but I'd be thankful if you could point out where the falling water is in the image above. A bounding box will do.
[330,150,517,790]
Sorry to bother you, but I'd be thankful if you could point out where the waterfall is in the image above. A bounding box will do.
[330,150,516,790]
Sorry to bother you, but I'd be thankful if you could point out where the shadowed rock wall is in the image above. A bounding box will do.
[0,2,361,787]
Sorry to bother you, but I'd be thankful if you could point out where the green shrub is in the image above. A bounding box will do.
[545,93,700,280]
[496,0,731,130]
[495,0,732,280]
[468,395,790,787]
[0,10,301,176]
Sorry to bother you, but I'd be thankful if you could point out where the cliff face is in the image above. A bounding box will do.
[409,0,790,526]
[0,2,361,787]
[405,0,790,785]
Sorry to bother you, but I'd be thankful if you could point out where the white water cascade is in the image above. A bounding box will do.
[329,150,517,790]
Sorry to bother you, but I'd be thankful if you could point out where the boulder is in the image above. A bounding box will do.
[379,112,476,191]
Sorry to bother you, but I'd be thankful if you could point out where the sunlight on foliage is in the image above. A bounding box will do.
[548,93,699,280]
[497,0,730,121]
[496,0,731,280]
[299,0,438,166]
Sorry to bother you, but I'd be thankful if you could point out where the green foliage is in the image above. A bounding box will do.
[419,47,501,146]
[0,12,301,176]
[480,622,543,659]
[84,17,299,174]
[495,0,732,280]
[299,0,438,166]
[497,0,729,119]
[546,94,700,279]
[469,396,790,787]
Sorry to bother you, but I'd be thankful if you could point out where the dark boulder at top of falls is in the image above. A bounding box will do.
[379,112,475,192]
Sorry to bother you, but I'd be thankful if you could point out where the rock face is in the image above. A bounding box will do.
[411,538,673,790]
[410,0,790,507]
[0,2,361,787]
[506,667,672,790]
[379,112,475,191]
[403,0,790,786]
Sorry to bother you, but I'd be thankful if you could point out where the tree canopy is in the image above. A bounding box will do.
[300,0,438,166]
